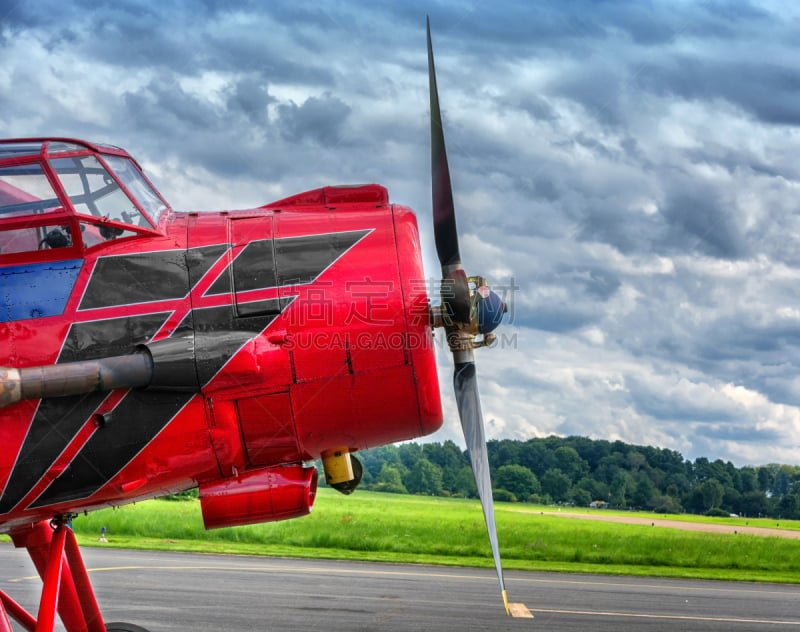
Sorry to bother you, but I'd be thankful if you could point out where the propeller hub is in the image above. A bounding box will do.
[432,275,506,353]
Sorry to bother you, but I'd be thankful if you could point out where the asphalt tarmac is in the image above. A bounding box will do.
[2,543,800,631]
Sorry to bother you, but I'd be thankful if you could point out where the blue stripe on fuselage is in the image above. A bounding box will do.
[0,259,83,322]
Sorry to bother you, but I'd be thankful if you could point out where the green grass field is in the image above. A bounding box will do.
[39,489,800,584]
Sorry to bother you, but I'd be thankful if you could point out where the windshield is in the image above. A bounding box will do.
[49,155,154,229]
[0,163,62,217]
[102,155,168,225]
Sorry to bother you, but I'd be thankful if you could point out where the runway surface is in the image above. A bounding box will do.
[2,543,800,631]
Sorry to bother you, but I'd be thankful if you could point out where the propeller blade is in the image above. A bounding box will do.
[427,17,460,270]
[454,360,509,615]
[427,18,470,325]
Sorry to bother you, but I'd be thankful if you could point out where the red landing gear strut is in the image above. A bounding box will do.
[0,517,149,632]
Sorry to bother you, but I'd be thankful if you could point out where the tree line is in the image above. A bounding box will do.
[343,436,800,519]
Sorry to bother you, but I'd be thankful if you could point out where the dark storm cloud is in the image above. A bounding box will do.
[661,191,748,260]
[201,30,335,86]
[638,58,800,126]
[517,96,558,124]
[381,0,775,73]
[550,68,629,128]
[576,209,664,255]
[580,268,622,300]
[752,373,800,409]
[117,76,281,180]
[225,80,275,123]
[627,375,738,423]
[276,93,351,145]
[519,303,596,334]
[511,264,622,333]
[0,0,51,29]
[695,423,783,445]
[2,0,192,68]
[1,0,336,85]
[676,422,790,468]
[692,317,800,383]
[123,78,222,133]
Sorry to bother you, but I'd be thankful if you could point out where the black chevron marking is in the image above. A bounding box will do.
[275,229,370,286]
[30,390,194,508]
[59,312,172,363]
[187,243,228,290]
[204,230,370,297]
[0,394,108,515]
[0,313,170,515]
[80,244,225,310]
[194,298,295,386]
[205,239,274,297]
[205,270,231,296]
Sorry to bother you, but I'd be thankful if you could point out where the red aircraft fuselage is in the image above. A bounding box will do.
[0,138,442,534]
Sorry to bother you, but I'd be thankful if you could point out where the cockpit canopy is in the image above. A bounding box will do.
[0,138,170,259]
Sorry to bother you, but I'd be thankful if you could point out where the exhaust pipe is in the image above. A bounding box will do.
[0,353,153,409]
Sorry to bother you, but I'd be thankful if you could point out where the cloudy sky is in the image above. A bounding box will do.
[3,0,800,466]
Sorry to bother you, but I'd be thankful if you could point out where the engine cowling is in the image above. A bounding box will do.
[199,464,317,530]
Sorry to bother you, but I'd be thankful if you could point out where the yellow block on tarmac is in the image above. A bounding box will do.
[508,602,534,618]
